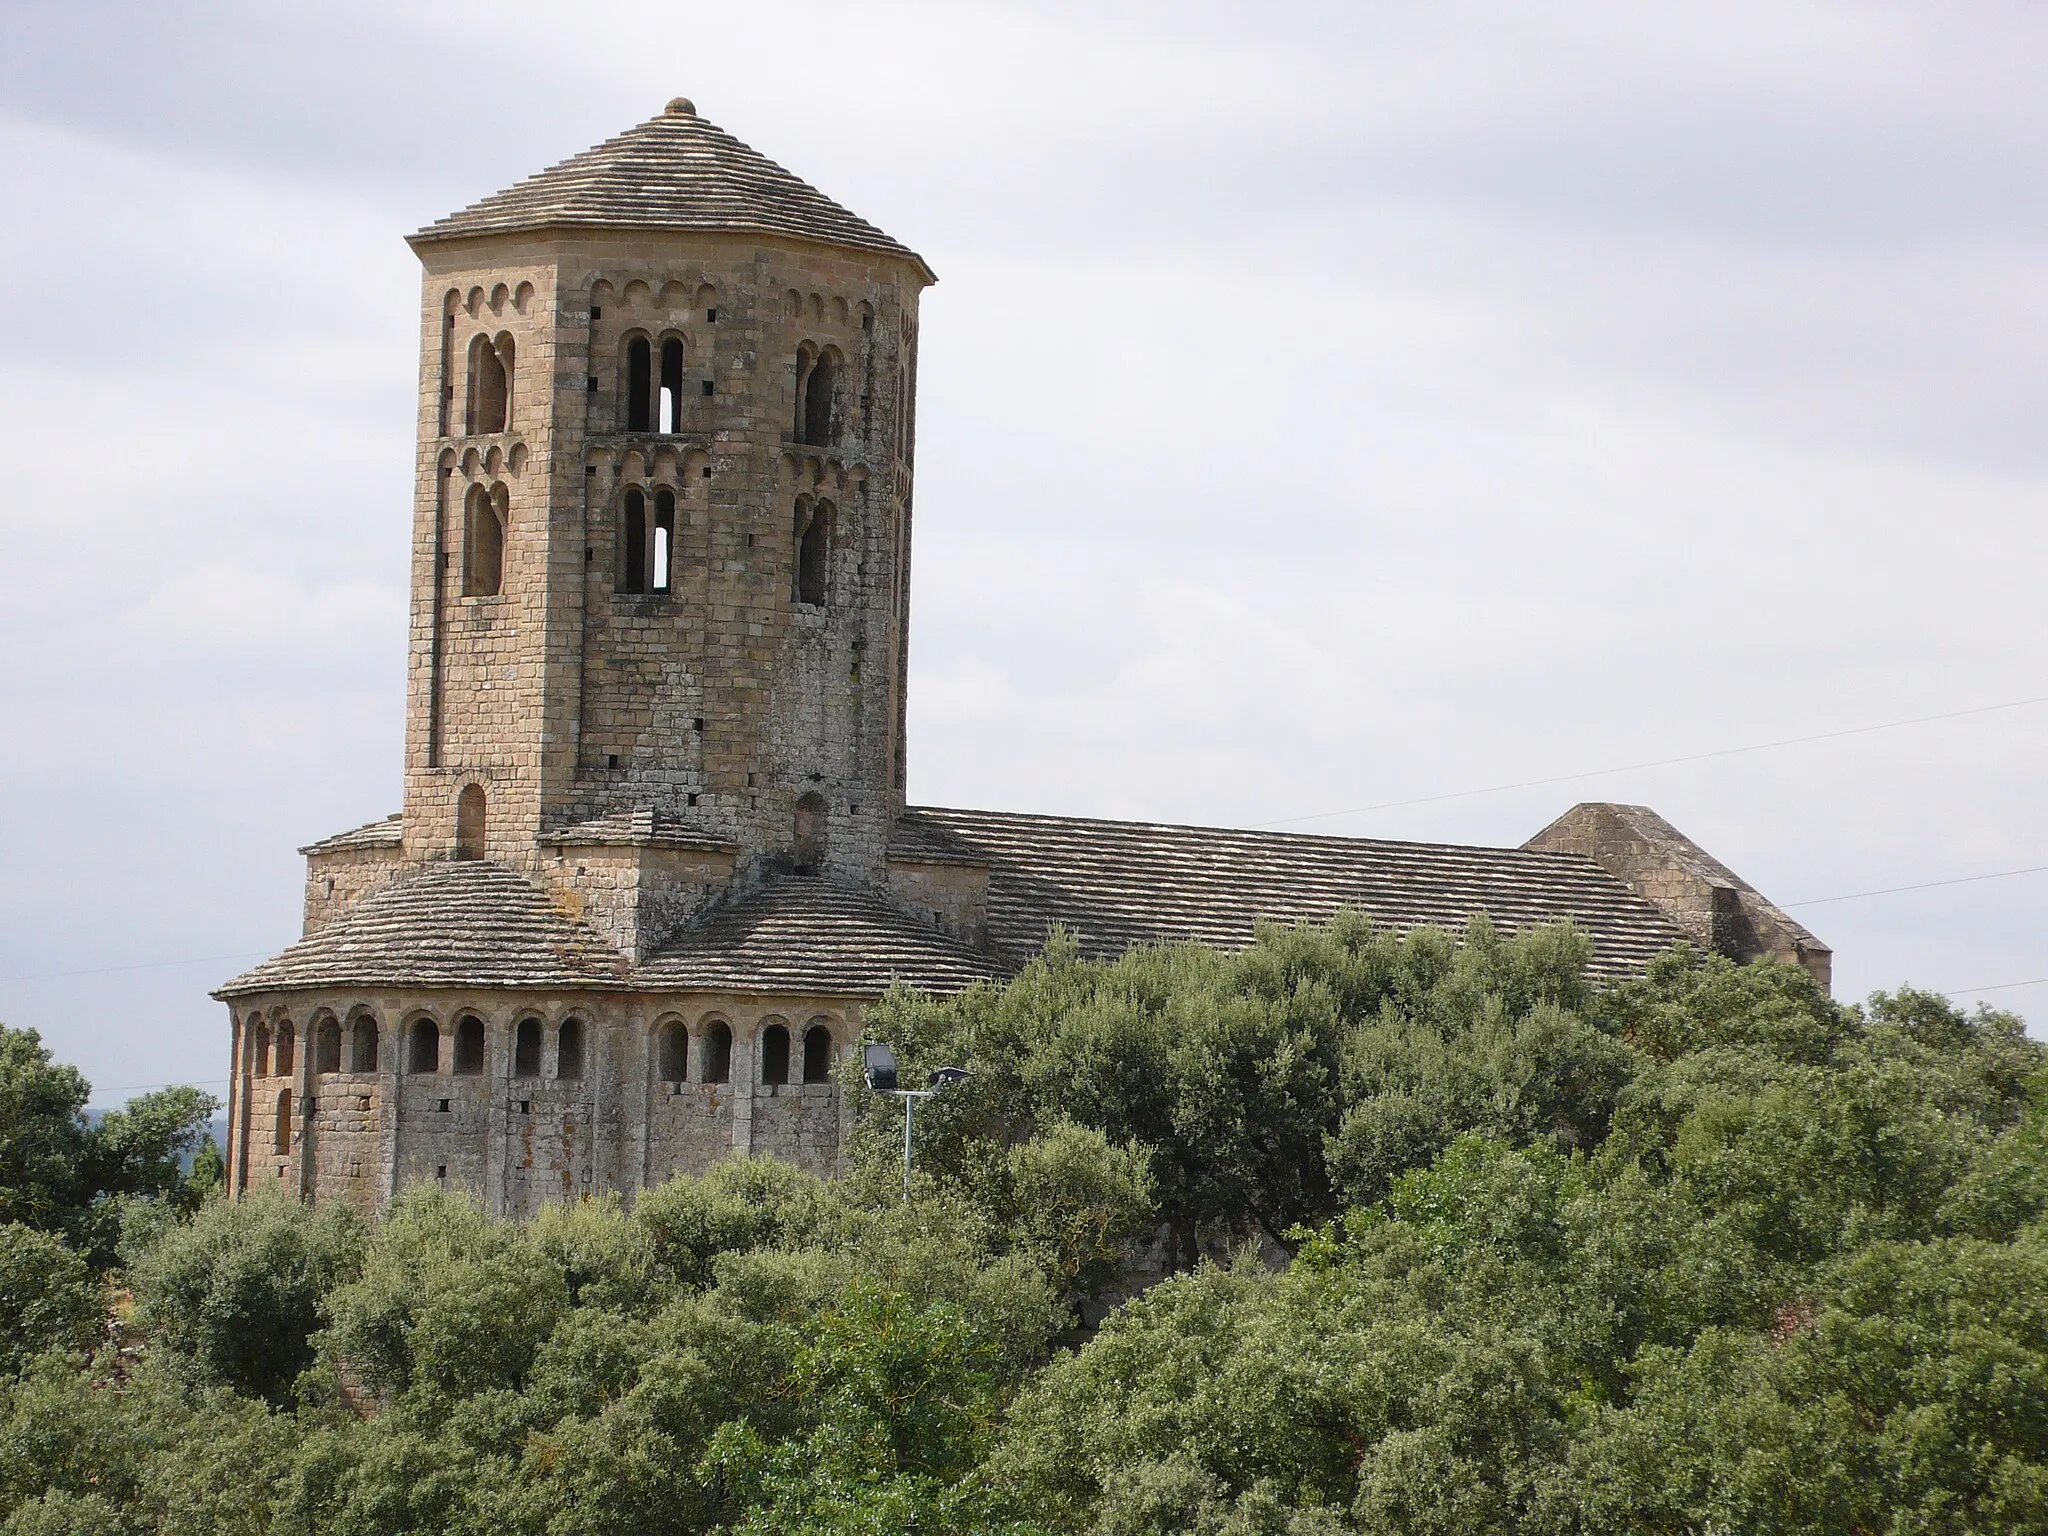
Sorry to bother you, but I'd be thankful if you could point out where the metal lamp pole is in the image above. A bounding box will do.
[862,1045,969,1200]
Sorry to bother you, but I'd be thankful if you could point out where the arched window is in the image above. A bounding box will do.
[349,1017,380,1075]
[793,499,830,607]
[463,484,505,597]
[794,792,827,872]
[514,1016,542,1078]
[248,1020,270,1077]
[703,1021,732,1084]
[453,1015,485,1075]
[468,332,511,434]
[557,1017,585,1081]
[800,349,836,445]
[409,1018,439,1074]
[760,1023,790,1086]
[456,784,487,859]
[274,1022,295,1079]
[626,336,652,431]
[657,1021,687,1084]
[652,488,675,594]
[274,1090,293,1154]
[621,488,647,594]
[316,1019,343,1076]
[803,1024,833,1084]
[659,338,684,433]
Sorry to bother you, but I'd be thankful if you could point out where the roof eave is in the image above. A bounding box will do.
[405,219,937,287]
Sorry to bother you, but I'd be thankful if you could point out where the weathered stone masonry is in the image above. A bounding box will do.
[219,98,1828,1216]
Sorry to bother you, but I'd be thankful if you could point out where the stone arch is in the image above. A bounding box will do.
[802,1021,834,1084]
[513,1015,543,1078]
[456,783,487,859]
[701,1017,732,1084]
[693,282,717,314]
[512,280,535,313]
[453,1014,485,1075]
[759,1019,791,1086]
[348,1014,380,1075]
[656,1017,688,1084]
[556,1016,584,1081]
[407,1015,439,1074]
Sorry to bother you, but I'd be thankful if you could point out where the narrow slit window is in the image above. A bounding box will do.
[794,500,831,606]
[349,1018,380,1075]
[514,1017,542,1078]
[463,485,505,598]
[653,488,675,593]
[703,1021,732,1084]
[626,337,652,431]
[659,339,684,433]
[456,784,487,858]
[317,1020,342,1076]
[621,489,647,594]
[274,1090,292,1154]
[274,1023,295,1079]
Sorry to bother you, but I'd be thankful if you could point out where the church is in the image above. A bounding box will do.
[216,100,1828,1213]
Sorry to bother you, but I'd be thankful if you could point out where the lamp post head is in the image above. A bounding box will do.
[862,1043,899,1094]
[927,1066,971,1089]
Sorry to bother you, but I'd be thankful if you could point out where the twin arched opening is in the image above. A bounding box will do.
[462,483,507,597]
[792,497,832,607]
[619,486,677,595]
[625,335,690,433]
[466,332,514,434]
[794,345,839,446]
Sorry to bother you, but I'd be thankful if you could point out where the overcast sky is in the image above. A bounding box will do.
[2,0,2043,1103]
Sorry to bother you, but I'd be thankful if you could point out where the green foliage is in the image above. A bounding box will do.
[0,929,2043,1532]
[0,1028,90,1232]
[0,1023,219,1269]
[0,1225,101,1377]
[127,1187,365,1406]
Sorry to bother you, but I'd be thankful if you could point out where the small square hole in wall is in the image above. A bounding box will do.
[437,1099,450,1113]
[747,772,757,787]
[746,533,755,547]
[278,1165,287,1178]
[519,1100,531,1115]
[706,308,716,322]
[687,793,699,806]
[591,306,603,319]
[587,377,598,392]
[693,716,704,731]
[436,1165,447,1180]
[701,466,711,478]
[585,546,594,563]
[585,465,596,477]
[701,379,714,396]
[358,1096,372,1112]
[608,753,619,769]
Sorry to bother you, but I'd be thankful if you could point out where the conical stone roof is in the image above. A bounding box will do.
[411,98,930,276]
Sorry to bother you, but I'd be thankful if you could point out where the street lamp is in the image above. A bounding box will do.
[862,1044,970,1200]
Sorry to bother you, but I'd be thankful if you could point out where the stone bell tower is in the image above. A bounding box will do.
[400,97,934,933]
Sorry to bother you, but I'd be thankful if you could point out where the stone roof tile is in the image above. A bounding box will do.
[636,876,999,995]
[216,860,627,998]
[411,101,931,277]
[904,806,1693,980]
[299,814,403,857]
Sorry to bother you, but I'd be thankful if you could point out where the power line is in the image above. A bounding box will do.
[1784,863,2048,909]
[1259,692,2048,829]
[0,951,271,985]
[1944,977,2048,995]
